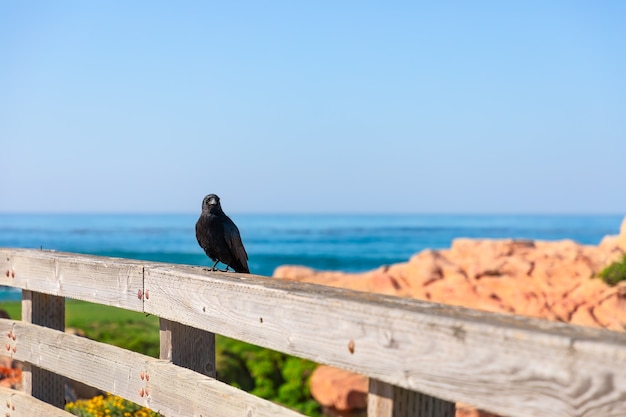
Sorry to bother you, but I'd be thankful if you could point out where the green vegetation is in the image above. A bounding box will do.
[65,301,161,358]
[217,337,320,416]
[598,254,626,286]
[1,301,20,320]
[0,299,322,416]
[65,393,160,417]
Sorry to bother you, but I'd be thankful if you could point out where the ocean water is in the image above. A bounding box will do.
[0,213,623,301]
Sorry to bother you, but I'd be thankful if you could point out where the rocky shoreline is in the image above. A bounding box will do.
[274,217,626,417]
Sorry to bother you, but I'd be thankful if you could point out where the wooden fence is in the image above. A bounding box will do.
[0,248,625,417]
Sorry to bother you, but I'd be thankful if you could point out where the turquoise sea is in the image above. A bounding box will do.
[0,213,623,301]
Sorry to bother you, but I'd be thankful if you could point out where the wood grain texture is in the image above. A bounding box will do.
[159,318,216,377]
[0,319,304,417]
[21,290,65,408]
[1,249,626,417]
[0,248,145,311]
[0,386,75,417]
[368,378,395,416]
[369,379,455,417]
[144,264,626,417]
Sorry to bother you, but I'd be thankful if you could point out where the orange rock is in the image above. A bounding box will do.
[309,366,368,411]
[386,262,409,282]
[599,235,618,252]
[570,306,599,328]
[451,238,519,259]
[593,291,626,330]
[567,279,611,308]
[273,265,317,281]
[499,256,533,278]
[425,272,495,311]
[274,218,626,417]
[369,271,403,296]
[0,366,22,389]
[450,240,500,279]
[474,276,541,316]
[406,250,445,285]
[274,220,626,331]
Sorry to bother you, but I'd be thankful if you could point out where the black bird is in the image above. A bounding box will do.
[196,194,249,273]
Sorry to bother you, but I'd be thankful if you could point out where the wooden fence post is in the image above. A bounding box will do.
[159,318,216,378]
[21,290,66,408]
[368,379,455,417]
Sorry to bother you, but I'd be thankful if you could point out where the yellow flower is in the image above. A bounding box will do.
[65,393,161,417]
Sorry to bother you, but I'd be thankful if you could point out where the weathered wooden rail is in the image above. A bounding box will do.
[0,248,625,417]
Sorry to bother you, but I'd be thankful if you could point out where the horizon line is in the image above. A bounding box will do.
[0,211,624,217]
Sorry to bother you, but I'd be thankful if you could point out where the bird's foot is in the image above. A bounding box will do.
[205,266,229,273]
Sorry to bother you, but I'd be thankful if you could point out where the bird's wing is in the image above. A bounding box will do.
[195,216,213,257]
[224,219,249,269]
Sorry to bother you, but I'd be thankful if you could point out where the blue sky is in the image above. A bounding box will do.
[1,1,625,213]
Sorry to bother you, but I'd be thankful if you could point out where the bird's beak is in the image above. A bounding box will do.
[208,197,217,205]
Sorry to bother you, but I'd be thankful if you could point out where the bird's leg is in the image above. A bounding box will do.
[206,260,229,273]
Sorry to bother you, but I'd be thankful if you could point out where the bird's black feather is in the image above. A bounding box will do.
[195,194,249,273]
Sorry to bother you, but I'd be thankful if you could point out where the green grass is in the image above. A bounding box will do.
[1,301,20,320]
[0,299,322,416]
[598,254,626,286]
